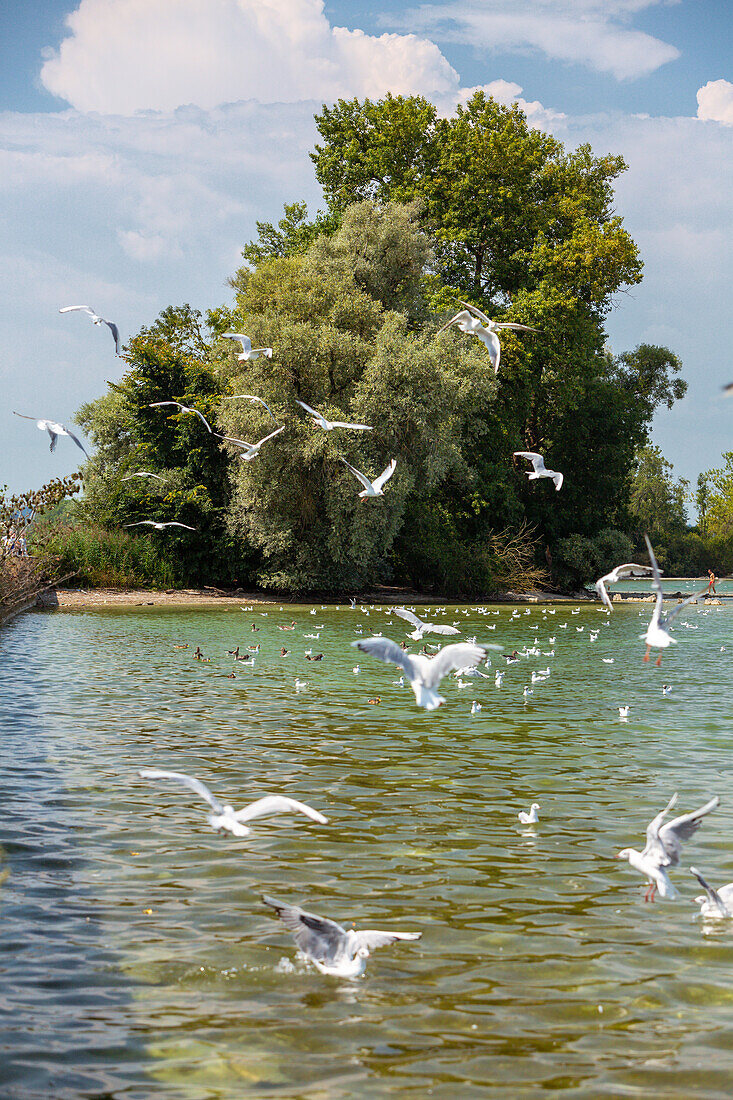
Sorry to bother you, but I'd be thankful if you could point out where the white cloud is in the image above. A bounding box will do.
[696,79,733,125]
[386,0,680,80]
[40,0,460,113]
[437,80,566,127]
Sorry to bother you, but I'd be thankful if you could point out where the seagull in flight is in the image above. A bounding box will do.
[124,520,196,531]
[641,535,706,665]
[224,394,279,423]
[595,563,654,611]
[514,451,563,491]
[690,866,733,918]
[341,457,396,499]
[296,399,373,432]
[262,895,421,977]
[354,635,495,710]
[218,425,285,461]
[138,769,328,837]
[13,412,88,456]
[149,401,213,433]
[59,305,121,354]
[222,332,273,361]
[616,793,719,901]
[121,471,167,482]
[438,300,538,373]
[393,607,461,641]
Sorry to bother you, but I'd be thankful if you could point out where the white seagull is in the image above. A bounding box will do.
[59,305,120,354]
[353,636,492,710]
[393,607,461,641]
[295,399,373,432]
[438,300,538,373]
[595,563,654,611]
[641,535,706,665]
[124,520,196,531]
[223,394,279,423]
[690,866,733,919]
[518,803,540,824]
[218,425,285,461]
[341,457,396,499]
[222,332,273,361]
[262,895,421,978]
[514,451,563,491]
[149,401,213,433]
[616,793,719,901]
[13,412,88,456]
[138,769,328,837]
[121,471,167,482]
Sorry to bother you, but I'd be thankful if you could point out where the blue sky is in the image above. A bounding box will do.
[1,0,731,501]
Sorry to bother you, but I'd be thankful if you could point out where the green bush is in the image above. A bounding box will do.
[37,523,180,589]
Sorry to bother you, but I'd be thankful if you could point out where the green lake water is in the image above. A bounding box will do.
[1,597,732,1098]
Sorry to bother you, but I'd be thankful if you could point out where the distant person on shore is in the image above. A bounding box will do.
[707,569,717,596]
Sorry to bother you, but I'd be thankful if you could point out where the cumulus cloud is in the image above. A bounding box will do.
[385,0,680,81]
[437,80,566,128]
[40,0,460,113]
[696,79,733,125]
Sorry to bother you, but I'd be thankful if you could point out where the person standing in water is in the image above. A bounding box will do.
[707,569,717,596]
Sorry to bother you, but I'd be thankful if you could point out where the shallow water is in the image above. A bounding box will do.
[1,598,732,1099]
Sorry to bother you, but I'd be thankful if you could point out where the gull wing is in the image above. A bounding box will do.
[46,426,59,452]
[163,522,196,530]
[59,305,95,316]
[124,521,156,527]
[341,458,374,492]
[188,408,212,432]
[295,398,321,419]
[65,427,89,456]
[223,332,252,353]
[473,327,501,371]
[437,310,466,335]
[353,636,417,680]
[254,425,285,448]
[459,300,492,326]
[658,797,719,866]
[643,792,678,860]
[595,577,613,612]
[353,929,422,952]
[394,607,424,630]
[492,322,540,333]
[643,535,664,626]
[690,866,730,916]
[149,401,183,410]
[232,795,328,825]
[13,411,39,422]
[552,471,563,491]
[225,395,278,421]
[422,643,487,688]
[139,768,223,814]
[426,623,461,635]
[372,458,397,492]
[329,421,373,431]
[262,895,346,961]
[217,433,256,449]
[661,588,709,629]
[122,471,167,481]
[514,451,546,473]
[104,320,121,353]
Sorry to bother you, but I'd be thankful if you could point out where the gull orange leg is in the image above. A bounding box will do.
[643,645,651,663]
[655,653,663,667]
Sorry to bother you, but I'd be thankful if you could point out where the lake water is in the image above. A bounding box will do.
[1,597,732,1099]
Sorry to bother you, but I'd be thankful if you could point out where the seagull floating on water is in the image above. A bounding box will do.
[438,301,537,373]
[641,535,707,665]
[262,895,421,977]
[296,399,373,432]
[354,636,492,710]
[13,412,88,456]
[518,803,540,824]
[690,866,733,918]
[222,332,273,360]
[616,793,719,901]
[59,305,120,353]
[341,457,396,499]
[514,451,563,491]
[138,769,328,837]
[393,607,460,641]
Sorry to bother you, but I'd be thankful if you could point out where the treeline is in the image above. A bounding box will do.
[37,92,729,594]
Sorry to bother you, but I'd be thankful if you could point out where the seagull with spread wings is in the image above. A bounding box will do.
[121,471,167,483]
[438,300,538,373]
[124,520,196,531]
[222,332,273,361]
[296,399,373,432]
[393,607,461,641]
[641,535,707,665]
[616,794,719,901]
[262,895,421,977]
[59,305,121,354]
[690,867,733,919]
[217,425,285,461]
[595,563,654,611]
[223,394,279,423]
[139,769,328,837]
[514,451,563,491]
[341,457,396,499]
[354,635,497,710]
[149,401,213,433]
[13,412,88,456]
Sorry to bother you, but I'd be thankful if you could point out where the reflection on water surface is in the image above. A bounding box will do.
[1,598,732,1098]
